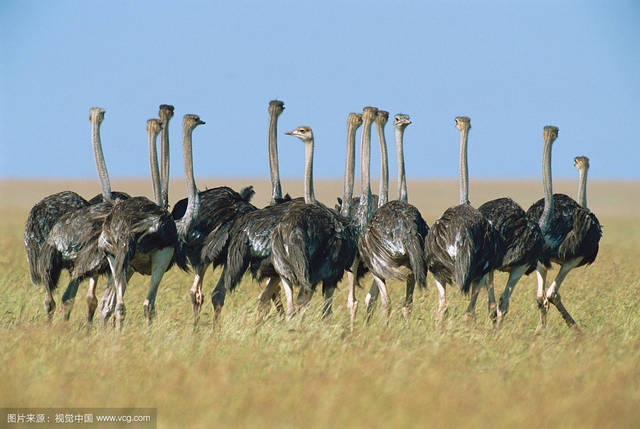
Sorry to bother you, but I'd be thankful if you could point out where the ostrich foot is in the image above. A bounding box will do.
[347,300,358,333]
[401,306,412,322]
[536,296,548,331]
[62,299,74,321]
[44,299,56,323]
[547,293,580,331]
[86,295,98,323]
[489,302,498,325]
[462,311,475,324]
[435,306,448,325]
[190,289,204,320]
[115,303,126,332]
[143,300,155,326]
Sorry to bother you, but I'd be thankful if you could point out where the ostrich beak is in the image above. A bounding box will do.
[284,131,293,136]
[197,120,206,125]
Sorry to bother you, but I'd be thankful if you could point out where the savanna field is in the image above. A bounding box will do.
[1,178,639,428]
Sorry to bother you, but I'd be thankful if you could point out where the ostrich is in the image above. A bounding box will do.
[168,128,255,324]
[270,126,358,320]
[359,114,429,321]
[24,107,130,320]
[477,149,545,326]
[98,117,187,330]
[35,108,128,321]
[217,110,363,321]
[164,114,256,324]
[424,116,503,323]
[526,133,601,329]
[477,195,543,326]
[96,104,175,321]
[209,100,308,320]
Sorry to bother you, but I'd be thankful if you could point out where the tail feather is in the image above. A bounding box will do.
[37,243,63,292]
[272,227,313,293]
[223,232,251,293]
[454,230,474,294]
[174,239,189,272]
[202,221,233,267]
[287,228,313,292]
[239,186,255,203]
[26,243,42,285]
[404,233,427,289]
[113,236,136,288]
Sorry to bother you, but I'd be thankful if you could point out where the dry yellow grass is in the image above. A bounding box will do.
[1,179,639,428]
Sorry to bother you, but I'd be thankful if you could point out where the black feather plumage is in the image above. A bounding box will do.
[526,194,601,270]
[101,196,184,275]
[271,203,357,294]
[478,197,542,272]
[425,204,503,294]
[358,200,429,288]
[25,191,89,285]
[221,197,304,295]
[174,186,257,271]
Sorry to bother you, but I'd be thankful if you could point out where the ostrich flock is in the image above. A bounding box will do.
[24,102,602,332]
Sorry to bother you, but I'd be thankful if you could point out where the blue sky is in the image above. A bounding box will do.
[1,1,639,180]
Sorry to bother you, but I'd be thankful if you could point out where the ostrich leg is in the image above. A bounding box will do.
[545,257,582,328]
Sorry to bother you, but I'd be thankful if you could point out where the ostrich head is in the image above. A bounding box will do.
[348,113,363,127]
[574,156,589,170]
[89,107,105,123]
[543,126,559,141]
[159,104,175,121]
[394,114,411,128]
[285,126,313,143]
[183,114,205,130]
[362,106,378,122]
[146,119,163,135]
[269,100,285,117]
[375,110,389,126]
[455,116,470,132]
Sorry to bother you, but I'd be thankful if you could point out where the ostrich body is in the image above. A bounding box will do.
[526,141,601,328]
[359,114,429,320]
[25,192,89,288]
[424,117,503,322]
[477,197,543,325]
[98,118,185,329]
[270,126,358,320]
[35,108,128,321]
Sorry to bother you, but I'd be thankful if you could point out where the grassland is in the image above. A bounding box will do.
[1,179,639,428]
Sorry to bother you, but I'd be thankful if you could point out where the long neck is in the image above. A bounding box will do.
[160,117,171,209]
[341,122,357,217]
[395,126,408,202]
[268,112,282,204]
[376,121,389,207]
[303,139,315,204]
[459,127,470,205]
[539,136,554,233]
[360,118,373,205]
[148,129,162,206]
[182,124,200,224]
[92,118,112,201]
[577,167,588,208]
